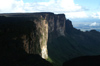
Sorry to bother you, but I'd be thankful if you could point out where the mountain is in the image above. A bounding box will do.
[0,12,100,66]
[75,24,100,32]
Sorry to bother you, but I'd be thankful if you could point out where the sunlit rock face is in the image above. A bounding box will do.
[35,19,48,59]
[22,17,48,59]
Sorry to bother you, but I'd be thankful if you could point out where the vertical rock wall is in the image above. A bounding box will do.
[35,18,48,59]
[0,12,69,59]
[21,17,48,59]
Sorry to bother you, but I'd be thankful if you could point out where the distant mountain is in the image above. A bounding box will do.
[71,18,100,32]
[75,24,100,32]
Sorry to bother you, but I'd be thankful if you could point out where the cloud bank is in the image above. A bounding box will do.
[0,0,24,12]
[0,0,92,18]
[89,22,99,26]
[91,12,100,19]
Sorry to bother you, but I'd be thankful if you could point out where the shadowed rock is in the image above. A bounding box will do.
[63,55,100,66]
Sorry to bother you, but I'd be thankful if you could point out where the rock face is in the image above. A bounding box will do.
[0,15,49,59]
[0,15,53,66]
[0,12,70,60]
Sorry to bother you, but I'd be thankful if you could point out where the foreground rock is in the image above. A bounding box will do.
[63,55,100,66]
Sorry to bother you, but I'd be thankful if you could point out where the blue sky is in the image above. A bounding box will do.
[75,0,100,9]
[74,0,100,15]
[0,0,100,27]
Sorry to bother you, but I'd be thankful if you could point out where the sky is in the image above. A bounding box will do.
[0,0,100,27]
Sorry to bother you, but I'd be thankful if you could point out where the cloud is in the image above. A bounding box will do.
[12,0,25,12]
[91,12,100,19]
[23,0,88,18]
[60,0,82,11]
[0,0,24,12]
[0,0,14,12]
[89,22,99,26]
[65,11,88,18]
[0,0,88,18]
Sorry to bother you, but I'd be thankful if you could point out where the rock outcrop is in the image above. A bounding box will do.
[0,12,71,60]
[0,16,48,59]
[0,15,53,66]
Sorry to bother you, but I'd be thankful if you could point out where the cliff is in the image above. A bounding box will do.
[0,12,72,59]
[0,12,73,66]
[1,12,100,66]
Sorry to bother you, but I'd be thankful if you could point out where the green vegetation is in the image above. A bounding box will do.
[47,56,62,66]
[47,29,100,66]
[47,56,53,63]
[47,36,86,66]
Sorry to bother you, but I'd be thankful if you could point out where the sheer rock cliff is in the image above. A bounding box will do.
[0,12,72,59]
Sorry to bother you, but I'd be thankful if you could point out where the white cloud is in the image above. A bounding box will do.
[0,0,88,18]
[91,12,100,19]
[0,0,25,13]
[0,0,14,12]
[12,0,25,12]
[89,22,99,26]
[60,0,82,11]
[65,11,88,18]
